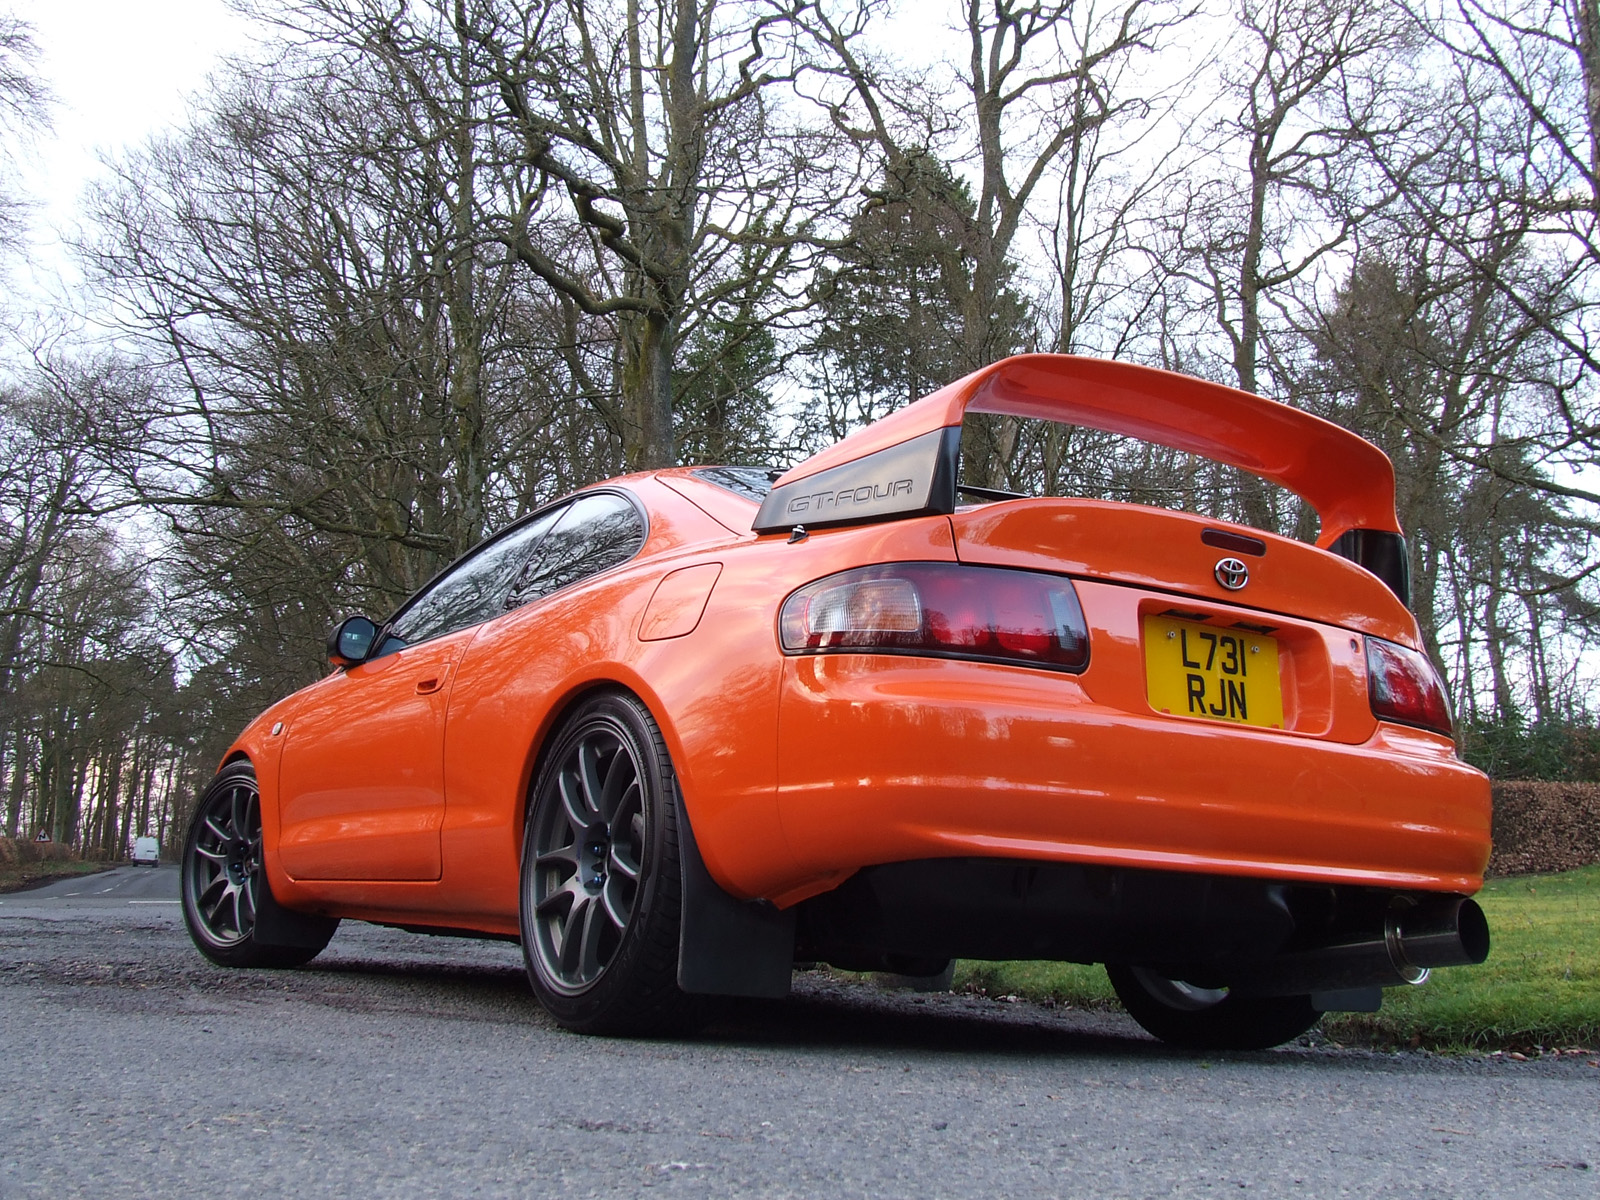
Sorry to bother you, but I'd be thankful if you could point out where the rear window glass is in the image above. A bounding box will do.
[693,466,775,503]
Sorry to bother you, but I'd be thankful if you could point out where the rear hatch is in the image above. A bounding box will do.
[950,499,1420,745]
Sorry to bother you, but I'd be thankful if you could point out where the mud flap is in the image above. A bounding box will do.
[675,790,794,997]
[1311,987,1382,1013]
[253,871,340,948]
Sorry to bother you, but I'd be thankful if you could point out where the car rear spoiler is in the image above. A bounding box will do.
[754,355,1410,603]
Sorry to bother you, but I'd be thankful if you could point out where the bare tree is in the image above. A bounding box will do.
[0,366,114,791]
[808,0,1181,367]
[0,364,182,848]
[266,0,870,470]
[1302,246,1599,722]
[84,53,603,677]
[801,0,1186,485]
[1143,0,1415,528]
[1383,0,1600,492]
[804,153,1029,441]
[0,12,50,254]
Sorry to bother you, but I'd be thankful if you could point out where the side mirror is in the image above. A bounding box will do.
[327,615,379,667]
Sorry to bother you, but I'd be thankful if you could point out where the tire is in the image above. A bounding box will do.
[1106,964,1319,1051]
[181,761,332,969]
[520,691,700,1035]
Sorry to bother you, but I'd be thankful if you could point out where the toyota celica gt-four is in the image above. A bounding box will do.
[181,354,1490,1050]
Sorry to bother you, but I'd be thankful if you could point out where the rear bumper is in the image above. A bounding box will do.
[770,654,1491,905]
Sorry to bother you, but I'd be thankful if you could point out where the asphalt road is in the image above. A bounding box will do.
[1,867,1596,1199]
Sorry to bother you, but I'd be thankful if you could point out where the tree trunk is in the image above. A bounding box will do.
[1576,0,1600,214]
[446,50,487,545]
[3,729,24,839]
[66,749,89,848]
[97,743,125,856]
[621,310,676,469]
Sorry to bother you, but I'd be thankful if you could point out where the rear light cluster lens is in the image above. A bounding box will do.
[780,563,1089,672]
[1365,637,1453,735]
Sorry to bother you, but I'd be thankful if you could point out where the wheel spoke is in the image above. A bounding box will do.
[601,871,633,929]
[608,840,640,882]
[557,769,590,832]
[610,780,641,842]
[535,843,579,870]
[535,873,582,917]
[557,894,594,977]
[198,871,227,909]
[202,815,229,844]
[598,751,634,823]
[229,785,248,841]
[239,872,257,929]
[192,843,226,864]
[206,882,234,926]
[576,738,606,818]
[574,896,606,980]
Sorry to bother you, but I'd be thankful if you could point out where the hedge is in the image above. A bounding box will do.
[1488,782,1600,876]
[0,836,76,867]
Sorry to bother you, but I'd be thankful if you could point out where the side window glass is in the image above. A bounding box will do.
[387,508,562,647]
[509,492,645,607]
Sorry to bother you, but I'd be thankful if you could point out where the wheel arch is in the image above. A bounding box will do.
[180,758,337,963]
[513,674,794,999]
[510,676,653,856]
[507,668,699,865]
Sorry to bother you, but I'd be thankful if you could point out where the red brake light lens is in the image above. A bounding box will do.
[1365,637,1453,735]
[780,563,1089,672]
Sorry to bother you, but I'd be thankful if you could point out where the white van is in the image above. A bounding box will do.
[132,837,160,867]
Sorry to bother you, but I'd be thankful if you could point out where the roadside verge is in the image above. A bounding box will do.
[954,864,1600,1055]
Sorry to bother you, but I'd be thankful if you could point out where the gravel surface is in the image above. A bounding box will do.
[2,866,1596,1198]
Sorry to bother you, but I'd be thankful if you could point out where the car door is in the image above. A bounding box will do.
[440,491,650,890]
[276,508,562,881]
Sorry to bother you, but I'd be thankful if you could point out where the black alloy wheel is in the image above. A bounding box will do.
[520,691,699,1035]
[181,761,332,969]
[1105,963,1320,1051]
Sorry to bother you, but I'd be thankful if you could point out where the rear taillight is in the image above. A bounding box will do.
[1365,637,1453,735]
[779,563,1089,672]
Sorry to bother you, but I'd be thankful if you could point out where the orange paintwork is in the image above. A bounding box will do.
[639,563,723,641]
[773,581,1487,904]
[949,499,1419,648]
[219,356,1488,942]
[773,355,1401,546]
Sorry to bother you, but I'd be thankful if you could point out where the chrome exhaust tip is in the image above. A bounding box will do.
[1384,901,1430,985]
[1387,894,1490,984]
[1225,893,1490,998]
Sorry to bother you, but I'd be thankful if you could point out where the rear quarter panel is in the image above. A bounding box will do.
[429,506,964,924]
[268,479,940,927]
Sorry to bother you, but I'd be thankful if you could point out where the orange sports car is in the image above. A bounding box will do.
[181,355,1491,1049]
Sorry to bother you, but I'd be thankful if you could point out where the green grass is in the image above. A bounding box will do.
[953,864,1600,1052]
[0,859,116,894]
[955,959,1119,1009]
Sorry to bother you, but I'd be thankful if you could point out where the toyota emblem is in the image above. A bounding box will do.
[1214,557,1249,590]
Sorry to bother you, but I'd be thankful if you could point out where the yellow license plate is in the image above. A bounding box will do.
[1143,616,1284,729]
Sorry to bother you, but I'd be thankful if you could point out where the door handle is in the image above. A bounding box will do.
[415,670,449,694]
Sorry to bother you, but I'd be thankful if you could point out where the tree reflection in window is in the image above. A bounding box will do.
[509,493,645,608]
[389,509,562,647]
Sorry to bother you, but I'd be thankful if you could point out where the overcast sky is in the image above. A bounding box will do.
[15,1,261,296]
